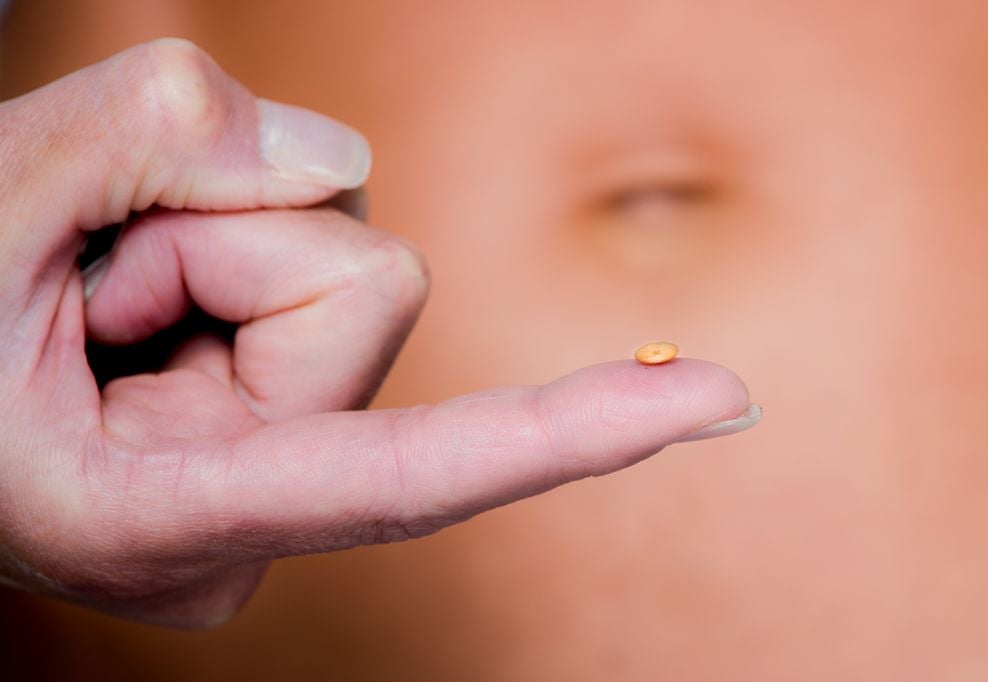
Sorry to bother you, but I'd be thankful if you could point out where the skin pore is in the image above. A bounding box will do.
[4,0,988,679]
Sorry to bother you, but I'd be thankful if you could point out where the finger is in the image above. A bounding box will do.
[0,38,370,308]
[164,334,234,386]
[86,207,429,419]
[125,358,757,559]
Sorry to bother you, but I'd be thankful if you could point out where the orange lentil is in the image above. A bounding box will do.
[634,341,679,365]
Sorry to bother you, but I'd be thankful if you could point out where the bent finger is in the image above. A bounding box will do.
[86,207,428,419]
[0,38,369,312]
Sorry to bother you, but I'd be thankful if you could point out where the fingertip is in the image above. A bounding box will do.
[539,358,753,473]
[549,358,750,413]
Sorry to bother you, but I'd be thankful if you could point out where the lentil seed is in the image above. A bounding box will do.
[634,341,679,365]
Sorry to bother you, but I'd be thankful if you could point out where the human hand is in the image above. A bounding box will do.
[0,39,758,627]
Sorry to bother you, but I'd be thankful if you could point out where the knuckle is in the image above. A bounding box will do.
[13,462,172,601]
[306,211,431,307]
[133,38,229,146]
[32,505,150,599]
[381,235,431,297]
[357,231,431,308]
[2,434,259,625]
[350,407,449,546]
[0,448,105,593]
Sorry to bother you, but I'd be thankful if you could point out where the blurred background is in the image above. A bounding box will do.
[5,1,988,680]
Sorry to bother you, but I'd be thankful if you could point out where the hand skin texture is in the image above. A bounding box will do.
[0,39,752,627]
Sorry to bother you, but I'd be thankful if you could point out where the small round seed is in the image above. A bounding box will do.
[634,341,679,365]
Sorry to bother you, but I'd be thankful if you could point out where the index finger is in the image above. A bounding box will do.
[178,358,757,557]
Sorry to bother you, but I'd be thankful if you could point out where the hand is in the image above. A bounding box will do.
[0,39,757,627]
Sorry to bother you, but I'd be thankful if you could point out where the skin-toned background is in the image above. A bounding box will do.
[4,0,988,679]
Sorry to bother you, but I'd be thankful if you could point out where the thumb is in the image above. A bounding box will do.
[0,38,369,268]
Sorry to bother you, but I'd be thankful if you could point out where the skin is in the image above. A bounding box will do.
[3,0,988,680]
[0,34,750,629]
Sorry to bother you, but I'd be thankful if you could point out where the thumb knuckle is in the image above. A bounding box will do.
[132,38,235,149]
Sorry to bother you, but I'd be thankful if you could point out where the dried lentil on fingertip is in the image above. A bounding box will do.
[634,341,679,365]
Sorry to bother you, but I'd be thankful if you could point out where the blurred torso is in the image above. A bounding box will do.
[5,1,988,679]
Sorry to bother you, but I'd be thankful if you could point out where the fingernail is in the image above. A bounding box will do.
[673,403,763,444]
[82,254,110,301]
[257,99,372,189]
